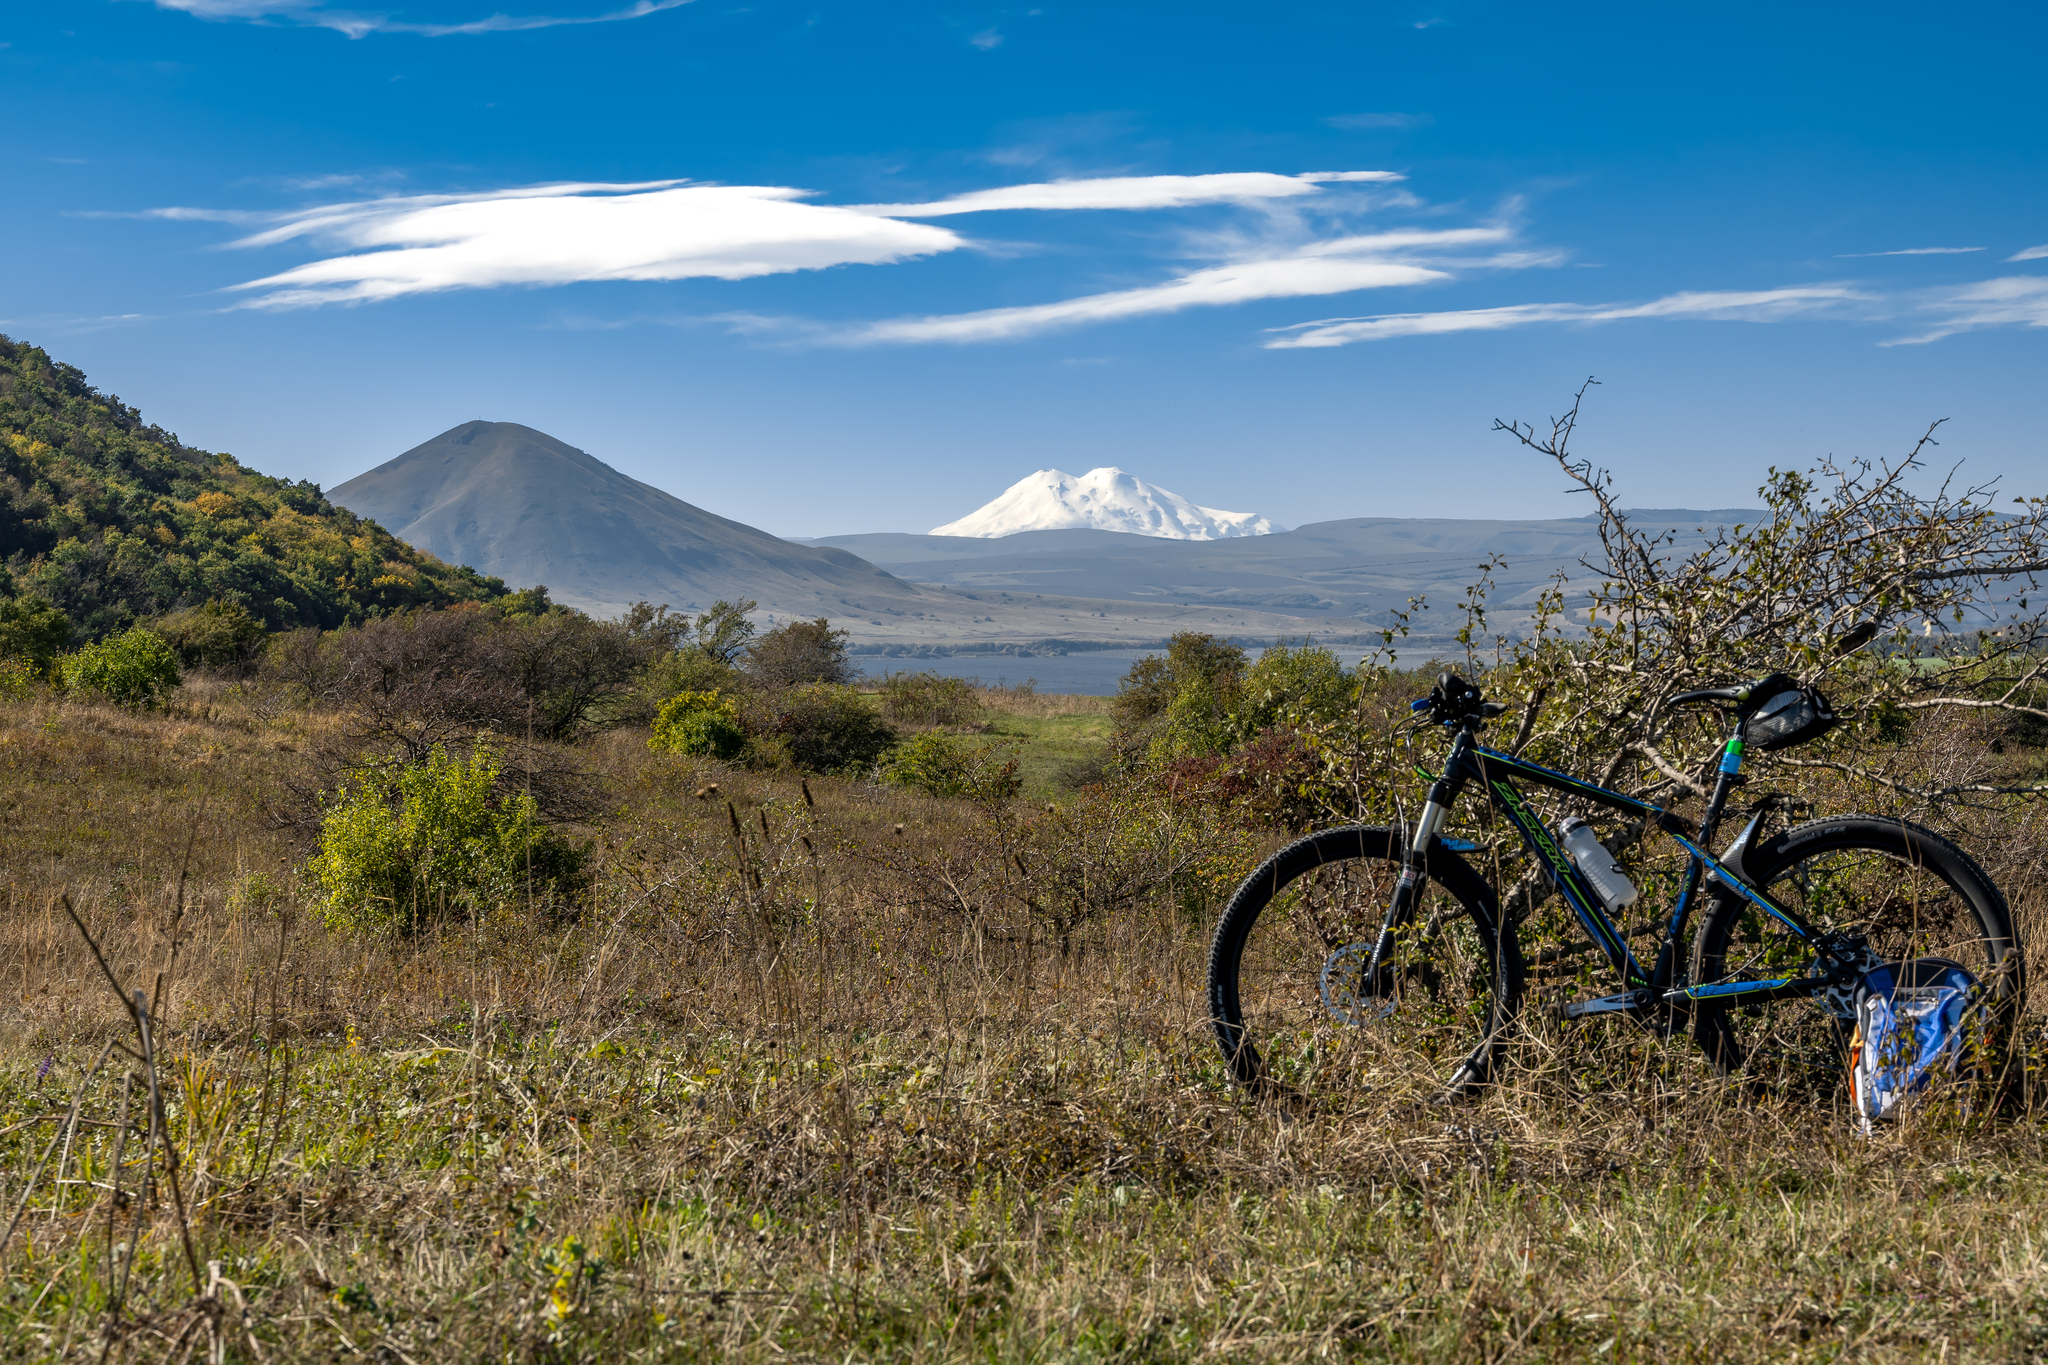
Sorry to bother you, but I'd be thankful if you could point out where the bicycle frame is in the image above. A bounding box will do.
[1369,718,1858,1016]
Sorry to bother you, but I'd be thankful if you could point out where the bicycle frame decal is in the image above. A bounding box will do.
[1427,734,1827,1001]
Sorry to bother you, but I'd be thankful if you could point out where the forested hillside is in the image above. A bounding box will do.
[0,335,507,640]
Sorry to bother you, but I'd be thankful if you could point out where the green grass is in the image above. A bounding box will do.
[981,704,1114,799]
[8,681,2048,1361]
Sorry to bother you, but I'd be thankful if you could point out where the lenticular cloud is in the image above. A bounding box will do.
[223,183,966,309]
[204,170,1406,310]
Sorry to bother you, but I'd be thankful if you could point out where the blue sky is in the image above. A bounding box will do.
[3,0,2044,536]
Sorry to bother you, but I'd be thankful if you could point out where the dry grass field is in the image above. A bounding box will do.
[4,682,2048,1363]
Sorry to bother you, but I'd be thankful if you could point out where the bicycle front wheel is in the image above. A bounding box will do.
[1207,826,1524,1103]
[1689,814,2024,1091]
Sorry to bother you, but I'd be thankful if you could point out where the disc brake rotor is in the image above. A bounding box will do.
[1320,942,1397,1025]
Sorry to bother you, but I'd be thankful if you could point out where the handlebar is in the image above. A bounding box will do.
[1411,671,1509,727]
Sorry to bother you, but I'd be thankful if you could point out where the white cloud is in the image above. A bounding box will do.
[968,27,1001,49]
[1264,286,1868,348]
[196,170,1415,309]
[841,227,1512,344]
[220,182,965,308]
[132,0,691,39]
[857,171,1400,217]
[1883,276,2048,345]
[1835,246,1983,257]
[2010,244,2048,261]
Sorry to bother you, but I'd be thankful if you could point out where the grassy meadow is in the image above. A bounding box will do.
[3,678,2048,1364]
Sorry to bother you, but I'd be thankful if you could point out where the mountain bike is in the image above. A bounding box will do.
[1206,670,2025,1102]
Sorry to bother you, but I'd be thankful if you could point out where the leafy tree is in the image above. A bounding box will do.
[59,626,181,705]
[745,617,855,687]
[692,599,758,665]
[499,585,557,618]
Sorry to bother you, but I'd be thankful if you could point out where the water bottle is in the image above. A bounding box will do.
[1559,817,1638,911]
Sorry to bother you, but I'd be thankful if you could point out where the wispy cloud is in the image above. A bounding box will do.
[857,171,1399,217]
[2010,244,2048,262]
[1836,246,1983,257]
[1324,112,1432,131]
[968,27,1001,49]
[1883,276,2048,345]
[130,0,691,39]
[835,228,1518,344]
[170,170,1416,310]
[1264,286,1871,348]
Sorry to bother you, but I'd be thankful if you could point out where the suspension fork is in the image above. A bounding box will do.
[1364,731,1474,993]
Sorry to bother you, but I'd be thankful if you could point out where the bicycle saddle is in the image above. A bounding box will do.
[1668,671,1798,710]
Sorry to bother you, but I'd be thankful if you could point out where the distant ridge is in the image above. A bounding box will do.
[932,467,1279,540]
[807,508,1766,627]
[328,422,1331,645]
[331,421,923,619]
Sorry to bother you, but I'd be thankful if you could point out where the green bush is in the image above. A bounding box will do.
[152,598,267,669]
[649,689,746,760]
[0,655,36,702]
[751,683,897,773]
[59,627,181,705]
[0,596,71,674]
[883,731,1022,803]
[632,650,740,722]
[1236,640,1355,733]
[745,617,857,687]
[308,744,586,936]
[877,671,983,726]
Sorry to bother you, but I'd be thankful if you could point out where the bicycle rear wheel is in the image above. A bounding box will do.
[1689,814,2024,1091]
[1207,826,1524,1103]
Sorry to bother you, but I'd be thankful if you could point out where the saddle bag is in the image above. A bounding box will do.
[1745,685,1836,751]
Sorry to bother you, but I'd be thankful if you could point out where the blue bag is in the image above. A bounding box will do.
[1847,957,1979,1132]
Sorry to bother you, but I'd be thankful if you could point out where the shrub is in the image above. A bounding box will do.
[1236,640,1355,733]
[0,596,71,674]
[631,648,739,721]
[1113,632,1246,726]
[878,671,983,726]
[308,744,586,936]
[153,598,266,669]
[649,689,746,760]
[883,731,1022,803]
[0,655,36,702]
[59,627,181,705]
[745,618,856,687]
[749,683,896,772]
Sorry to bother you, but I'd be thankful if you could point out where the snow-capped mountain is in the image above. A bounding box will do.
[930,467,1281,540]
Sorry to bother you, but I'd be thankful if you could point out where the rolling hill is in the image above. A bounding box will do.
[0,336,507,639]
